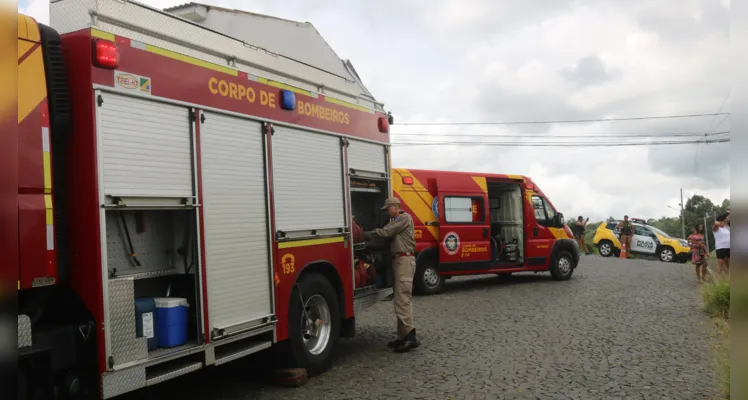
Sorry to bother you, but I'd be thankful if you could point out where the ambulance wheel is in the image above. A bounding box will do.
[415,258,444,295]
[287,273,341,377]
[550,250,574,281]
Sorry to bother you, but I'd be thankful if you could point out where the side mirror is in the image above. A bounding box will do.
[556,212,565,228]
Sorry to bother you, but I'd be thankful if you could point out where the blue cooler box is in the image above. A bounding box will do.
[153,297,188,348]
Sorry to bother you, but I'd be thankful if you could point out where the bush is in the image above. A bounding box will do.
[701,279,730,319]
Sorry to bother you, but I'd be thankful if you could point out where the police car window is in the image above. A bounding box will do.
[606,222,618,230]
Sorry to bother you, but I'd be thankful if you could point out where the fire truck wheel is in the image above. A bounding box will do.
[414,258,444,295]
[550,250,574,281]
[288,273,341,377]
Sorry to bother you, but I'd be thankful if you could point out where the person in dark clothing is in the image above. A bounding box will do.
[574,216,591,255]
[616,215,633,259]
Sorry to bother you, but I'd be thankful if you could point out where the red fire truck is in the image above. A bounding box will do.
[17,1,394,398]
[392,168,579,295]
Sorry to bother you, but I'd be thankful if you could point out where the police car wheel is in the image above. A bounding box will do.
[414,258,444,295]
[287,273,341,377]
[658,247,675,263]
[550,250,574,281]
[598,241,614,257]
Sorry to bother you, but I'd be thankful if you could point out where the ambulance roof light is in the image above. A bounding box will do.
[378,116,390,133]
[93,39,119,69]
[402,176,414,185]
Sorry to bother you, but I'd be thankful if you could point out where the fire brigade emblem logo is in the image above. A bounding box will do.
[281,253,295,275]
[432,197,440,219]
[443,231,460,256]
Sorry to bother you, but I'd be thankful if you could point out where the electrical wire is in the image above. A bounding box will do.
[391,137,731,147]
[391,131,728,139]
[396,112,731,126]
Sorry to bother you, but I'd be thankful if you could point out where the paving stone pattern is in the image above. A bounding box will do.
[129,256,717,400]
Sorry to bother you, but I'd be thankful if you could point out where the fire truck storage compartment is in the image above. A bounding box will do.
[347,139,388,178]
[271,125,345,237]
[97,92,194,199]
[199,111,273,335]
[350,178,394,292]
[487,181,525,263]
[105,209,200,366]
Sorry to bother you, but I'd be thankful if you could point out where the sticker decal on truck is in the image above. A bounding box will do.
[443,231,460,256]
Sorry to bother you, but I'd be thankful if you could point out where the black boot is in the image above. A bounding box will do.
[387,339,403,349]
[394,329,420,353]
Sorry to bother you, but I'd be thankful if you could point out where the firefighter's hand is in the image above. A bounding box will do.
[364,231,373,241]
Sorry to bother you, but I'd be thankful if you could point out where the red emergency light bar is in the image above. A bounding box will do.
[93,38,119,69]
[402,176,414,185]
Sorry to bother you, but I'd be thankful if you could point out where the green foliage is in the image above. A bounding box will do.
[701,279,730,320]
[642,194,730,251]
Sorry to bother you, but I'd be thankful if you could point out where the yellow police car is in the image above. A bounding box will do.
[592,220,690,263]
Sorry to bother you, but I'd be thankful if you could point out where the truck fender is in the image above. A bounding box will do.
[415,247,438,268]
[292,260,346,317]
[550,238,579,268]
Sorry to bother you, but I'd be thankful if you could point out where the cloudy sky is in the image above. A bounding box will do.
[20,0,731,222]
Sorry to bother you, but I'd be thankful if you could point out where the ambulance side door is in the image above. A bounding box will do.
[437,193,491,266]
[526,194,557,267]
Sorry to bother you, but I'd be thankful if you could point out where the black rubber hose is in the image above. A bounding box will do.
[119,211,142,267]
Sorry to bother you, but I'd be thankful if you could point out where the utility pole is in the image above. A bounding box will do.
[704,214,710,252]
[680,188,686,239]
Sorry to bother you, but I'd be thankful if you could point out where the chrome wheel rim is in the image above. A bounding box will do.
[661,249,674,262]
[558,256,572,275]
[423,266,440,288]
[301,294,332,355]
[600,243,611,256]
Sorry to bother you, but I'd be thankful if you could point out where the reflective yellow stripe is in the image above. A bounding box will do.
[507,174,525,181]
[263,79,311,96]
[91,28,115,41]
[278,236,344,249]
[471,176,488,194]
[392,169,439,239]
[324,96,373,114]
[45,195,53,225]
[144,44,238,76]
[42,152,51,194]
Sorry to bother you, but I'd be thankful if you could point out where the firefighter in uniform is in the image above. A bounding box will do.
[365,197,419,353]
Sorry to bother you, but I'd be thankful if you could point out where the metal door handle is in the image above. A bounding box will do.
[483,228,488,238]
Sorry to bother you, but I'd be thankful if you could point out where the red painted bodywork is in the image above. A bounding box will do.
[48,28,383,374]
[394,169,572,276]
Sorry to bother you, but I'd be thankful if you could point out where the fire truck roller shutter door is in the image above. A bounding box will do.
[347,139,387,175]
[272,126,345,233]
[98,92,194,198]
[200,111,272,331]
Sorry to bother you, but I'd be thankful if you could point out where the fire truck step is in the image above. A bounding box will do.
[214,339,273,366]
[145,360,203,386]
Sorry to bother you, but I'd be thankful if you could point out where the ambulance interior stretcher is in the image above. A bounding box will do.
[487,181,525,264]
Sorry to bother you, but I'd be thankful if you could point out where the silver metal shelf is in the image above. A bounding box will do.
[112,269,181,280]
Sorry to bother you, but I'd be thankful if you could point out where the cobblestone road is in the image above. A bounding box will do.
[131,256,718,400]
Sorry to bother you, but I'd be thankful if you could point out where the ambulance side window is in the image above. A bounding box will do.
[531,195,555,227]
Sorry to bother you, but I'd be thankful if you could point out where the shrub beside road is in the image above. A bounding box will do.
[701,279,730,399]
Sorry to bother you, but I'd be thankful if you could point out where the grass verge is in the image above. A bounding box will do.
[700,278,730,399]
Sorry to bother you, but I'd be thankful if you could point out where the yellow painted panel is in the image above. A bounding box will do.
[18,15,40,42]
[277,236,344,249]
[265,80,311,96]
[18,40,36,59]
[392,169,439,239]
[471,176,488,194]
[18,48,46,123]
[90,28,115,41]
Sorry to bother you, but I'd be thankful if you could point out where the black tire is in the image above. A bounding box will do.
[658,247,675,263]
[549,250,574,281]
[18,366,27,400]
[414,257,444,295]
[597,240,614,258]
[287,273,341,377]
[495,273,513,277]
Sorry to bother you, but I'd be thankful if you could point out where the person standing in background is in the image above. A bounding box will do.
[713,213,730,275]
[616,215,633,259]
[688,225,710,283]
[574,216,591,255]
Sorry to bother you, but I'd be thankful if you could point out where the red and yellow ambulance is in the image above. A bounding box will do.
[392,168,579,294]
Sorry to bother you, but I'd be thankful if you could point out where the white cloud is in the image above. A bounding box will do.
[18,0,731,224]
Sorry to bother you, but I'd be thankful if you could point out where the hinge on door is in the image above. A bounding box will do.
[189,109,196,122]
[200,113,206,124]
[384,146,389,154]
[97,95,103,107]
[340,137,349,147]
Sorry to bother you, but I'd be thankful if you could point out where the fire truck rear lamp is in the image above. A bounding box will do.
[93,39,119,69]
[402,176,414,185]
[280,90,296,110]
[378,116,390,133]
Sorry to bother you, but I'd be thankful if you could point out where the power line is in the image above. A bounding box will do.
[397,112,731,126]
[392,131,727,139]
[391,137,731,147]
[692,92,731,181]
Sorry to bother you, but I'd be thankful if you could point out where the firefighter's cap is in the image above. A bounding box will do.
[381,197,401,210]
